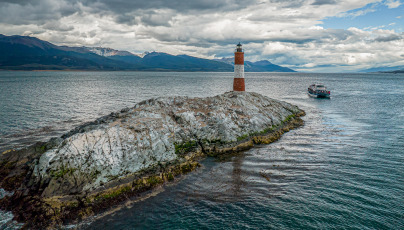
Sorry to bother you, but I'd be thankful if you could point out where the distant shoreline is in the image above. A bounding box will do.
[0,69,232,72]
[0,69,298,73]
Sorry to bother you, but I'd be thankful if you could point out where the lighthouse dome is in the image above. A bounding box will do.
[236,42,243,52]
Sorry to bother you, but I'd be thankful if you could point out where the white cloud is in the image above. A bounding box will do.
[337,7,377,18]
[263,42,294,55]
[385,0,402,8]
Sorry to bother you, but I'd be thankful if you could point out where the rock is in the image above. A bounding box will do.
[0,91,305,228]
[45,137,63,150]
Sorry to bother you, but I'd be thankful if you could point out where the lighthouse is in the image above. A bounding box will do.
[233,42,245,91]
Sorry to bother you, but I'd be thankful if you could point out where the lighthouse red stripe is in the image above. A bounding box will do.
[234,52,244,65]
[233,78,245,91]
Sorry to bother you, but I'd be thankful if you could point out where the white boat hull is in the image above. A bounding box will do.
[308,92,330,98]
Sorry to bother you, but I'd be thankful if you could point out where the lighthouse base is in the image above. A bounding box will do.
[233,78,245,91]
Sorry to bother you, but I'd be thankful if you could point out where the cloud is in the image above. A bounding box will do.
[385,0,402,8]
[79,0,259,14]
[0,0,403,72]
[337,6,377,18]
[0,0,39,4]
[0,0,79,25]
[312,0,337,6]
[43,20,75,31]
[374,34,402,42]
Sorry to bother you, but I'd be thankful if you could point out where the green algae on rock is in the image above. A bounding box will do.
[0,91,304,228]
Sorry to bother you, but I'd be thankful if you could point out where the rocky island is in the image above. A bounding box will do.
[0,91,304,228]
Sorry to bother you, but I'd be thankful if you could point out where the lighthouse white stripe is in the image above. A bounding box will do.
[234,64,244,78]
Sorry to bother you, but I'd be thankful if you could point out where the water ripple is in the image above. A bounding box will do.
[1,72,403,229]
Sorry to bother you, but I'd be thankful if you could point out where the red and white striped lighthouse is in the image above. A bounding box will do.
[233,43,245,91]
[233,42,245,91]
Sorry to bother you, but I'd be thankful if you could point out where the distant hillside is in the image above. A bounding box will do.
[215,58,295,72]
[359,65,404,73]
[0,34,295,72]
[387,69,404,73]
[136,53,233,71]
[0,35,144,70]
[85,49,233,71]
[379,69,404,73]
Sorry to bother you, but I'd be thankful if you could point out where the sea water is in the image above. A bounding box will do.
[0,72,403,229]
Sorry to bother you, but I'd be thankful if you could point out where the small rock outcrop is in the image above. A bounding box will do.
[0,91,305,228]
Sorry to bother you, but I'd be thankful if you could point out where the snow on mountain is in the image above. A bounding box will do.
[86,47,136,57]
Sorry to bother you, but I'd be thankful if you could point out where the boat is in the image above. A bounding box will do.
[308,84,330,98]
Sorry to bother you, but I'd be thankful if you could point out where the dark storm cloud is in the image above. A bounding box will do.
[374,34,402,42]
[311,0,337,5]
[269,0,307,8]
[115,14,138,25]
[80,0,258,13]
[140,12,173,27]
[115,10,175,26]
[0,0,80,25]
[0,0,38,4]
[0,0,258,27]
[43,21,75,31]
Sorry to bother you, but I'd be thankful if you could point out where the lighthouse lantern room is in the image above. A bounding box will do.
[233,42,245,91]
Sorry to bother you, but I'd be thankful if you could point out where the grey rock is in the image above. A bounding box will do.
[32,91,302,197]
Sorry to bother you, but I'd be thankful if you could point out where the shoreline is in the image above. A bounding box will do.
[0,69,237,72]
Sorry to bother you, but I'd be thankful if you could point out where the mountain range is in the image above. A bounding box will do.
[0,34,295,72]
[214,58,295,72]
[358,65,404,73]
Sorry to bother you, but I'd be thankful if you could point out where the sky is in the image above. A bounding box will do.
[0,0,403,72]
